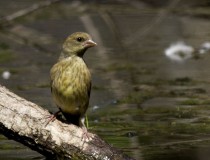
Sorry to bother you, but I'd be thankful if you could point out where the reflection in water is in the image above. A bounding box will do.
[164,41,210,62]
[164,41,194,62]
[199,41,210,54]
[1,70,11,80]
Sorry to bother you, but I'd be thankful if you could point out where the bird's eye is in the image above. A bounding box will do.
[77,37,83,42]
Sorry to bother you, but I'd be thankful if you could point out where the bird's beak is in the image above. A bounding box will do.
[83,39,97,48]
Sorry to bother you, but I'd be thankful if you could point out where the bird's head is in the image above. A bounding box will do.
[61,32,97,58]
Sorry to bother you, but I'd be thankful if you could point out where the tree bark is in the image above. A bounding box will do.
[0,85,135,160]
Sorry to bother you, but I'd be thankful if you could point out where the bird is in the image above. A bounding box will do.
[50,32,96,131]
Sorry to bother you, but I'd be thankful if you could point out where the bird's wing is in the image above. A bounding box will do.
[88,81,91,98]
[50,62,62,93]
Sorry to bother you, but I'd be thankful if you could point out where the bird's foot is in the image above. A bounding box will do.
[44,110,61,126]
[81,126,92,142]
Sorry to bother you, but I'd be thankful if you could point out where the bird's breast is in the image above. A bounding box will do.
[51,57,91,113]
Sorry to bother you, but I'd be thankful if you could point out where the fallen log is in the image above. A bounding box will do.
[0,85,135,160]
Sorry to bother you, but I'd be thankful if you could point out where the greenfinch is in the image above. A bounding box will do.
[50,32,96,129]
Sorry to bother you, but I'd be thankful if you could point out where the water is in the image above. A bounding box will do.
[1,1,210,160]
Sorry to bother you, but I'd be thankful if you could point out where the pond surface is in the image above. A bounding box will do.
[1,0,210,160]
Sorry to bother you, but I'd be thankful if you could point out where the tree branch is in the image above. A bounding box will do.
[0,85,134,160]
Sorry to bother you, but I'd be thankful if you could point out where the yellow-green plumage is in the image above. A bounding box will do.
[50,32,96,127]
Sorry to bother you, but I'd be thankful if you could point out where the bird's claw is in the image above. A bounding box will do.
[44,110,61,127]
[81,127,92,141]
